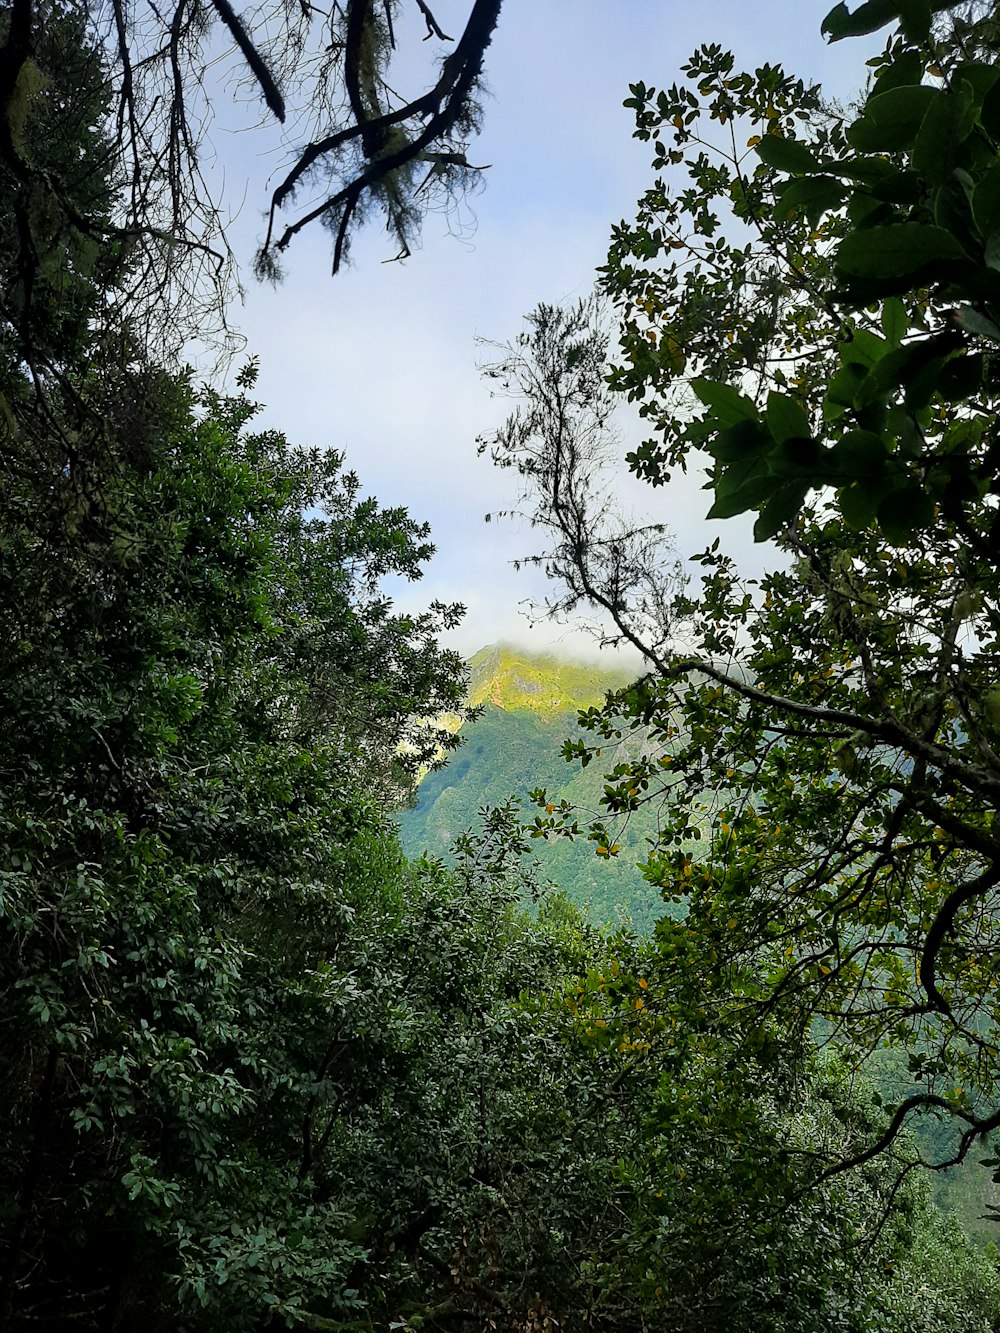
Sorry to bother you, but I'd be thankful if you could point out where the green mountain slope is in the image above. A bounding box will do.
[398,644,669,930]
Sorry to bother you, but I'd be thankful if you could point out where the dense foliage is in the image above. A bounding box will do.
[0,360,474,1323]
[4,0,1000,1328]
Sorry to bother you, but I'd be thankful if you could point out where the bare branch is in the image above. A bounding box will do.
[262,0,501,267]
[209,0,286,122]
[412,0,451,40]
[806,1094,1000,1190]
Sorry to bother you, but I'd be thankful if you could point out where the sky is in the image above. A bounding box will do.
[205,1,868,663]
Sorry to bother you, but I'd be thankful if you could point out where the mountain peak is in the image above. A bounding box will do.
[465,643,635,715]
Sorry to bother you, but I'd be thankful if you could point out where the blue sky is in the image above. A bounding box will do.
[208,1,870,661]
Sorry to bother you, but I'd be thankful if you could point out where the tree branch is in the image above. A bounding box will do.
[806,1094,1000,1191]
[209,0,285,122]
[920,864,1000,1015]
[262,0,501,263]
[662,655,1000,804]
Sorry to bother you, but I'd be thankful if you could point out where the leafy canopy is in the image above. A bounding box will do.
[607,1,1000,552]
[487,0,1000,1194]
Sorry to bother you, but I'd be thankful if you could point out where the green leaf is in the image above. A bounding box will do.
[707,470,773,521]
[835,223,968,293]
[936,353,984,402]
[847,85,940,153]
[755,135,821,175]
[838,478,893,527]
[830,430,889,478]
[822,0,897,40]
[895,0,931,43]
[934,174,975,238]
[973,161,1000,243]
[823,0,952,39]
[912,86,974,187]
[956,305,1000,341]
[877,484,935,542]
[771,437,822,477]
[840,329,889,370]
[774,176,846,227]
[880,298,908,346]
[873,47,925,92]
[824,361,869,416]
[903,353,952,411]
[710,418,772,463]
[854,342,926,406]
[753,483,809,541]
[980,73,1000,141]
[766,391,812,445]
[691,379,759,428]
[954,60,1000,102]
[837,157,897,186]
[870,168,922,205]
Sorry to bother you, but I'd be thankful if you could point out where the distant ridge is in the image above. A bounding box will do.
[464,643,636,717]
[400,643,667,929]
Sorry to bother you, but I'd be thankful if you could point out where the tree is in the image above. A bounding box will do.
[547,933,1000,1333]
[0,0,503,360]
[0,359,472,1326]
[484,1,1000,1194]
[479,296,686,665]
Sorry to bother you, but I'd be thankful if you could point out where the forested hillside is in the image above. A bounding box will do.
[5,0,1000,1329]
[399,645,678,929]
